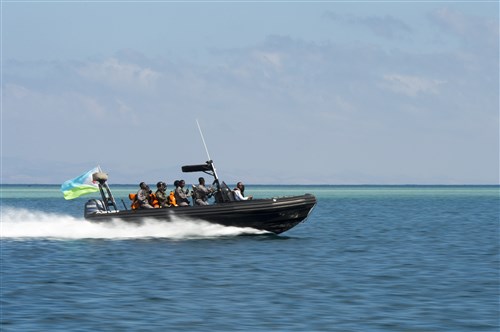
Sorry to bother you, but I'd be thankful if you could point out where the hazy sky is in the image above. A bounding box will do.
[2,1,499,185]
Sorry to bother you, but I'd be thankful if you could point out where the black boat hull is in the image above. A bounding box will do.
[85,194,317,234]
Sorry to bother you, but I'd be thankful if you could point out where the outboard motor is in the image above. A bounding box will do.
[84,199,107,218]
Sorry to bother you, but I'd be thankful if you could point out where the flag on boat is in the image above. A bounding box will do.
[61,167,100,200]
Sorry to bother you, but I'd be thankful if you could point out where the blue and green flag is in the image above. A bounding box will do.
[61,167,100,200]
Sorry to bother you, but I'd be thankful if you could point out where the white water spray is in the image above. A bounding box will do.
[0,208,268,240]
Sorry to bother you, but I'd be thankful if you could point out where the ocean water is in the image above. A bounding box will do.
[1,185,498,331]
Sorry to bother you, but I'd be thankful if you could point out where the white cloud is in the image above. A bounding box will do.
[78,95,107,119]
[4,83,108,120]
[77,58,161,91]
[323,11,413,40]
[252,51,283,69]
[4,83,30,99]
[429,7,499,51]
[381,74,446,97]
[115,99,139,125]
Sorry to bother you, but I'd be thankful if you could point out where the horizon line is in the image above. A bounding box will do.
[1,183,499,187]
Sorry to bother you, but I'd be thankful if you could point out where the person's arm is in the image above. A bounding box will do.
[137,189,146,201]
[233,189,247,201]
[176,187,187,199]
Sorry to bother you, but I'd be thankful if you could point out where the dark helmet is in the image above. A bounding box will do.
[174,180,180,187]
[157,181,166,189]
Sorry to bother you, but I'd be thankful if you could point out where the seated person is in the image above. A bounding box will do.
[234,182,253,201]
[174,179,191,206]
[155,181,169,208]
[194,177,213,206]
[137,182,154,209]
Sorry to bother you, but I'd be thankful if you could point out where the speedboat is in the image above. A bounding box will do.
[84,160,316,234]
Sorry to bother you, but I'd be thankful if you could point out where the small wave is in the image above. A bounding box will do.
[0,208,268,240]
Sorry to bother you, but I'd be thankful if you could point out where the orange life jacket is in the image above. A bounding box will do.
[149,193,160,208]
[169,191,178,207]
[129,193,141,210]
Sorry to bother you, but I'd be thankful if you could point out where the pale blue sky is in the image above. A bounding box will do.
[2,1,499,184]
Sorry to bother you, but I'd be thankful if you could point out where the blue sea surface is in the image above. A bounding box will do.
[1,185,499,331]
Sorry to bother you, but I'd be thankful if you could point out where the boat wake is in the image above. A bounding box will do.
[0,208,268,240]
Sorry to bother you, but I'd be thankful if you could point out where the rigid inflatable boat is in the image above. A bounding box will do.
[84,160,316,234]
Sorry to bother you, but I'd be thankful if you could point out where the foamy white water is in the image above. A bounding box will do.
[0,208,268,240]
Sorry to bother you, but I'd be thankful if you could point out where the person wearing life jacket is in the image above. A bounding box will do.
[137,182,154,209]
[129,193,141,210]
[168,189,178,207]
[174,179,191,206]
[234,182,253,201]
[155,181,169,208]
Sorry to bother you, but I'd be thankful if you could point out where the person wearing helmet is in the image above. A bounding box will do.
[137,182,154,209]
[155,181,169,208]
